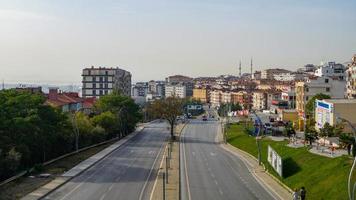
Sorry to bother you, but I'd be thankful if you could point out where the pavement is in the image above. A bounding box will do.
[24,121,169,200]
[180,118,280,200]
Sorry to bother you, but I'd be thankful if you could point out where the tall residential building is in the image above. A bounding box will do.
[166,75,194,97]
[252,91,267,111]
[210,90,222,107]
[165,84,186,98]
[82,66,131,98]
[346,55,356,99]
[132,82,149,97]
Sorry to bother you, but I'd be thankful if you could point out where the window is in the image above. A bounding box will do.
[100,90,103,95]
[100,77,103,82]
[105,90,108,95]
[105,71,108,75]
[100,83,103,88]
[325,78,329,83]
[326,87,330,92]
[93,83,96,88]
[305,87,309,92]
[306,96,309,101]
[93,90,96,95]
[92,76,95,82]
[105,77,108,82]
[105,83,108,88]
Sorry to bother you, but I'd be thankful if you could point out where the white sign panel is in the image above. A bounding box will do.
[268,145,283,177]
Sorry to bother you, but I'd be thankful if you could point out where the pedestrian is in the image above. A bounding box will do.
[300,187,306,200]
[292,188,299,200]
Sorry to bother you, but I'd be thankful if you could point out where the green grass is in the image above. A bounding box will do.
[227,122,351,200]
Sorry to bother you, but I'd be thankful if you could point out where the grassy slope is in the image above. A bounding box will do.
[227,122,350,200]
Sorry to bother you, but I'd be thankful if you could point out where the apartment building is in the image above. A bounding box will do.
[295,76,346,130]
[165,84,186,98]
[166,75,194,97]
[132,82,149,97]
[315,62,346,80]
[210,90,222,107]
[252,91,267,111]
[346,55,356,99]
[82,66,131,98]
[193,88,210,103]
[261,68,291,80]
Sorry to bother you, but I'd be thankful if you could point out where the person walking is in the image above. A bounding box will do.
[292,188,299,200]
[300,187,306,200]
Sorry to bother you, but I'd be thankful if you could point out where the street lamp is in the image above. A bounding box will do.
[337,116,356,200]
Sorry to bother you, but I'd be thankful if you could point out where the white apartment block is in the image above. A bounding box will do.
[221,92,231,104]
[165,84,186,98]
[314,62,346,80]
[295,76,346,115]
[82,66,131,98]
[252,92,267,111]
[210,90,222,107]
[346,55,356,99]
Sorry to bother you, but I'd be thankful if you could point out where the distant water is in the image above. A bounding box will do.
[1,83,81,95]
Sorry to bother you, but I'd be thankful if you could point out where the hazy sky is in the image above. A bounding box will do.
[0,0,355,84]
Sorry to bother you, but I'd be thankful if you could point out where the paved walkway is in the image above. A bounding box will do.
[22,125,145,200]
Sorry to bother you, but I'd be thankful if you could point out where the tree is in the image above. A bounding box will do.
[94,91,142,137]
[319,122,335,137]
[148,97,184,140]
[91,111,118,138]
[305,93,331,117]
[284,122,296,139]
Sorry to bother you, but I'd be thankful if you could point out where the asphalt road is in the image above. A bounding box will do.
[45,122,168,200]
[180,118,276,200]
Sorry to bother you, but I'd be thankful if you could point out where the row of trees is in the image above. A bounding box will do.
[0,90,141,181]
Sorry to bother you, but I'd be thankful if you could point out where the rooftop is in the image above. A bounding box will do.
[323,99,356,104]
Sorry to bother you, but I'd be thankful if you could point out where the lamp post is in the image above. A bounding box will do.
[337,116,356,200]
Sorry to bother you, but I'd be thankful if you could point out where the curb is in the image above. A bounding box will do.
[26,127,146,200]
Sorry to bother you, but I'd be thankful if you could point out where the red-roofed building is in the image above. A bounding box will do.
[45,87,83,112]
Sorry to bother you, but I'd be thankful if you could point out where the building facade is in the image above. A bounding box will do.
[261,68,291,80]
[346,55,356,99]
[165,84,186,98]
[252,91,267,111]
[193,88,210,103]
[315,99,356,132]
[314,62,346,80]
[82,66,131,98]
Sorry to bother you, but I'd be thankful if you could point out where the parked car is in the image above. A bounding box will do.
[202,115,208,121]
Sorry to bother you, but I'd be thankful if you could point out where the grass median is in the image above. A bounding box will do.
[227,122,351,200]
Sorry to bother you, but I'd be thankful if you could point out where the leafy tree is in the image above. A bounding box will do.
[95,91,142,136]
[284,122,296,138]
[148,96,184,140]
[305,93,331,117]
[319,122,335,137]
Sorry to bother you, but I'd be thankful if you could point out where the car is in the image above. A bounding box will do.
[202,115,207,121]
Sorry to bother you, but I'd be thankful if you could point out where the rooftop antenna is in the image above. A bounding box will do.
[239,60,242,77]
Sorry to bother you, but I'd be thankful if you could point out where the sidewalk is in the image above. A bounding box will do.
[22,125,145,200]
[150,123,186,200]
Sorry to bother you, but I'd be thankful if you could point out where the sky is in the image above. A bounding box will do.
[0,0,355,84]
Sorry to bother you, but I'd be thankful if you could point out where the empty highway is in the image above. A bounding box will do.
[180,118,276,200]
[45,122,168,200]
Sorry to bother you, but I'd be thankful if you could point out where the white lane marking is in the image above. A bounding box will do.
[149,143,167,200]
[210,152,216,156]
[219,189,224,195]
[192,151,195,156]
[99,193,107,200]
[139,138,166,200]
[108,185,114,191]
[214,180,218,185]
[182,126,192,200]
